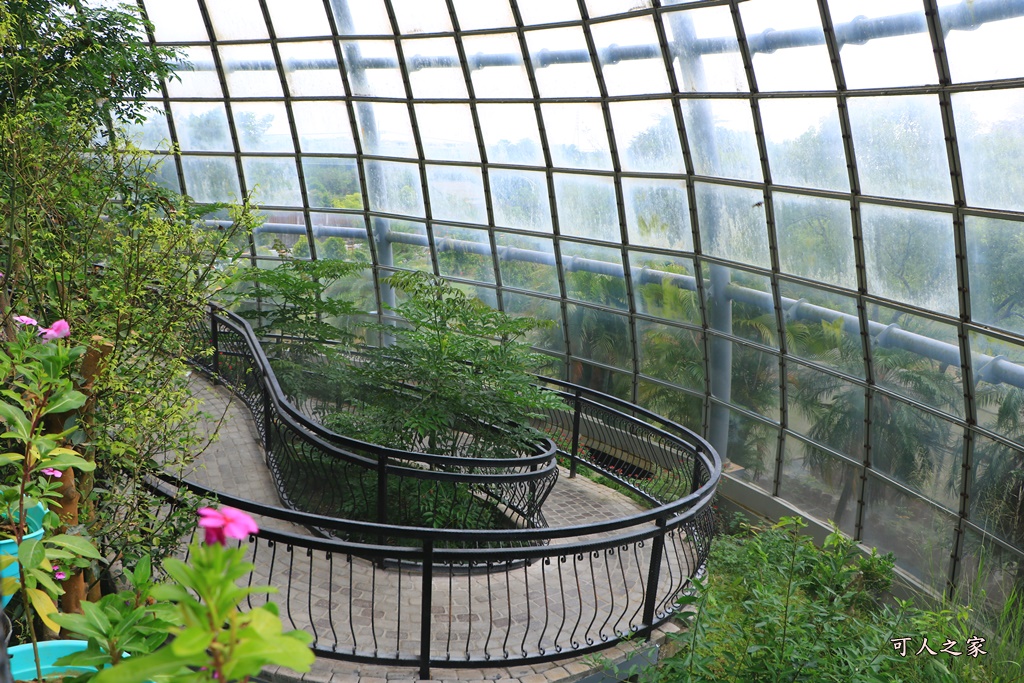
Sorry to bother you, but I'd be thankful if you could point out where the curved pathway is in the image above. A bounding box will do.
[180,374,687,683]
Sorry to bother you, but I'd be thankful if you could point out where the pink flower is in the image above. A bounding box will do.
[13,315,37,326]
[39,319,70,341]
[54,566,66,581]
[197,506,259,546]
[41,468,62,478]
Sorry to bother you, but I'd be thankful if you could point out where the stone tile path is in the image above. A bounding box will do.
[176,375,690,683]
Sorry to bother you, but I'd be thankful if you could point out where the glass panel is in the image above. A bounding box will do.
[436,226,495,284]
[638,321,703,392]
[787,361,865,461]
[219,44,282,98]
[739,0,834,91]
[142,0,207,42]
[401,37,468,99]
[779,438,859,535]
[278,42,345,97]
[554,174,619,242]
[501,292,564,352]
[663,7,747,93]
[780,280,864,378]
[341,40,405,98]
[233,102,293,153]
[570,361,632,400]
[860,203,957,315]
[302,158,362,210]
[630,251,700,326]
[391,0,453,34]
[590,16,670,96]
[525,27,600,98]
[543,103,613,171]
[939,0,1024,82]
[167,47,222,99]
[954,89,1024,213]
[332,0,392,36]
[610,100,684,174]
[145,156,180,193]
[425,165,487,225]
[365,160,424,217]
[495,233,559,295]
[622,178,691,252]
[724,407,778,489]
[867,303,964,418]
[292,102,355,154]
[171,102,232,152]
[637,381,704,434]
[969,433,1024,550]
[970,331,1024,450]
[463,34,533,99]
[585,0,651,17]
[453,0,515,30]
[704,265,776,347]
[681,99,761,181]
[869,395,961,509]
[760,98,847,192]
[265,0,330,37]
[128,111,174,149]
[566,304,632,371]
[516,0,581,25]
[308,212,369,258]
[772,192,854,288]
[242,157,302,207]
[847,95,951,203]
[829,0,937,88]
[253,210,305,256]
[181,156,240,204]
[477,104,543,166]
[373,219,431,272]
[693,183,769,269]
[954,528,1024,630]
[206,0,267,41]
[489,168,552,232]
[354,101,416,158]
[966,216,1024,336]
[861,476,957,590]
[415,104,479,162]
[714,338,779,421]
[562,242,627,309]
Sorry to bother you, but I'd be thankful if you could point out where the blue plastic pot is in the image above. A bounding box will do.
[0,503,47,608]
[8,639,94,680]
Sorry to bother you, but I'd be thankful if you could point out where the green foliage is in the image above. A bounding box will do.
[89,541,313,683]
[341,271,564,458]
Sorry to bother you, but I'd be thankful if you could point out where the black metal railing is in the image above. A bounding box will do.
[171,303,720,678]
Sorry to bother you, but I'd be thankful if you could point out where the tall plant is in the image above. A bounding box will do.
[0,0,255,588]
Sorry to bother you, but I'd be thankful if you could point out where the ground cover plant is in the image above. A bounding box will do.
[631,516,1024,683]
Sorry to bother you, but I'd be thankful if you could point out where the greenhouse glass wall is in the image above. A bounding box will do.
[127,0,1024,599]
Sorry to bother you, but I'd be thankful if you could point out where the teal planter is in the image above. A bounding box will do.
[9,639,93,680]
[0,502,47,608]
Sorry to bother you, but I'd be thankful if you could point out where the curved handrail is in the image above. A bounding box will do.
[176,300,722,677]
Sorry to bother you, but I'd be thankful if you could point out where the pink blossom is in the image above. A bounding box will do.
[54,565,66,581]
[41,468,62,478]
[39,319,70,341]
[13,315,37,326]
[197,506,259,546]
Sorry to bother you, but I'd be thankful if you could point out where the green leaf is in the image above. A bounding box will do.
[41,451,95,472]
[46,534,102,558]
[91,644,202,683]
[19,537,45,569]
[42,389,87,415]
[27,566,64,596]
[170,626,214,657]
[0,403,31,439]
[81,599,113,634]
[51,612,107,641]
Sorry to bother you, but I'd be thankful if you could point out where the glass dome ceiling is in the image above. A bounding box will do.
[128,0,1024,596]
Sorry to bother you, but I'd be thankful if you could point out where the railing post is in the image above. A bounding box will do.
[570,389,582,479]
[642,517,668,632]
[210,307,220,383]
[376,454,388,527]
[691,444,704,495]
[262,379,273,454]
[419,539,433,680]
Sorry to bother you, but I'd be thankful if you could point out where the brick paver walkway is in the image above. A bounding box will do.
[178,375,688,683]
